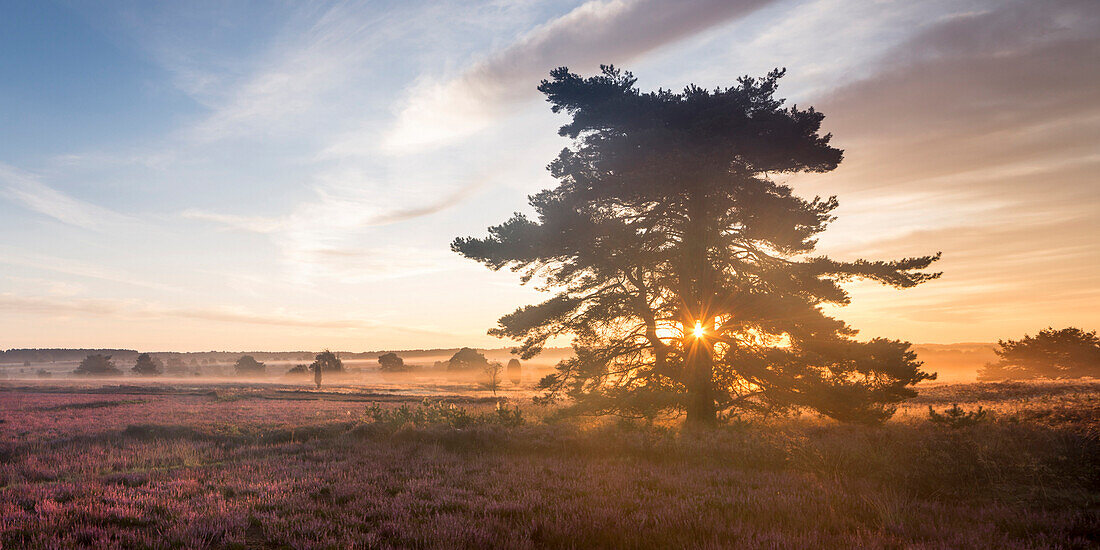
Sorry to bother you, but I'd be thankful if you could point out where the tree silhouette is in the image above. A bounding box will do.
[454,66,940,425]
[978,327,1100,381]
[378,352,409,372]
[447,348,489,371]
[310,350,344,372]
[310,350,343,389]
[507,358,522,385]
[234,355,265,375]
[131,353,162,376]
[484,361,503,395]
[74,354,121,376]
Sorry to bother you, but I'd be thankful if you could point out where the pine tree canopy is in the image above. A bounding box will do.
[453,66,941,425]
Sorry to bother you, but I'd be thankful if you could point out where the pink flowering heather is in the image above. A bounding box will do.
[1,381,1096,548]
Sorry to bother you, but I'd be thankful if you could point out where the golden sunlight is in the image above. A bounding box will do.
[693,320,705,339]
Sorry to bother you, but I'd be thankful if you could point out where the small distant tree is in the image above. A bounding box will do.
[287,364,310,375]
[447,348,489,371]
[310,350,344,389]
[74,354,122,376]
[132,353,162,376]
[507,358,522,385]
[378,352,409,372]
[484,362,504,395]
[310,350,344,373]
[234,355,265,375]
[978,327,1100,381]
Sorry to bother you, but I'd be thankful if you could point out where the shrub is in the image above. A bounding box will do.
[378,352,409,372]
[978,327,1100,380]
[447,348,489,371]
[234,355,265,375]
[131,353,162,376]
[362,401,524,431]
[310,350,344,373]
[73,354,121,376]
[928,403,989,428]
[507,358,522,385]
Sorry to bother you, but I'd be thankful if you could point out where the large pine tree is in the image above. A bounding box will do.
[454,66,941,425]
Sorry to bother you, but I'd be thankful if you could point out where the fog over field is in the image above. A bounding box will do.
[1,343,992,387]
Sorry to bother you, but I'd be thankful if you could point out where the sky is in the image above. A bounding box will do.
[0,0,1097,352]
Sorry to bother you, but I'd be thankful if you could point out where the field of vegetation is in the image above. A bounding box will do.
[0,380,1096,549]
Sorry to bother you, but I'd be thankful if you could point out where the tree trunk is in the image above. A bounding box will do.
[683,188,717,426]
[685,322,717,426]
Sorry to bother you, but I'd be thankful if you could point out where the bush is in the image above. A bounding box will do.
[378,352,409,372]
[234,355,265,375]
[131,353,162,376]
[446,348,489,371]
[978,327,1100,380]
[311,350,344,373]
[928,403,989,428]
[362,401,524,431]
[73,354,122,376]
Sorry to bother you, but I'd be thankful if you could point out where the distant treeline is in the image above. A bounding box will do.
[2,343,1078,382]
[1,347,575,365]
[0,349,140,364]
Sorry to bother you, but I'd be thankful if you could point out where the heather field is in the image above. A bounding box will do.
[1,380,1097,549]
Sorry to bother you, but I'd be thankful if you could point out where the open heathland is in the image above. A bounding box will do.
[0,380,1097,548]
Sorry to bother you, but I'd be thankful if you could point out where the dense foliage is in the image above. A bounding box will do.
[233,355,265,375]
[507,358,522,385]
[455,66,940,424]
[378,352,409,372]
[310,350,345,373]
[131,353,161,376]
[978,327,1100,381]
[447,348,489,371]
[73,354,122,376]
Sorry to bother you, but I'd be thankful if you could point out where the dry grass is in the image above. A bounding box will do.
[0,380,1097,548]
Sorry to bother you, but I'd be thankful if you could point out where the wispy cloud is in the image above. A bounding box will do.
[0,293,375,330]
[182,178,484,235]
[378,0,775,154]
[0,163,129,230]
[801,0,1100,340]
[0,247,183,293]
[178,210,285,233]
[173,2,403,144]
[0,293,469,342]
[183,175,485,283]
